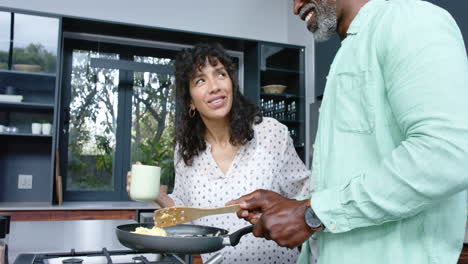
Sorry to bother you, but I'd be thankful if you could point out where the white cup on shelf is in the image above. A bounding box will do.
[42,123,52,135]
[31,123,41,135]
[0,125,4,133]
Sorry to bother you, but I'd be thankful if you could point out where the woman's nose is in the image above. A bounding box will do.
[208,79,221,94]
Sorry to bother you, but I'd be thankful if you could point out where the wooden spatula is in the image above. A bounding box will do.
[153,204,241,227]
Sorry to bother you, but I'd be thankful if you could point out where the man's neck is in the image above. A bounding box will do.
[336,0,369,40]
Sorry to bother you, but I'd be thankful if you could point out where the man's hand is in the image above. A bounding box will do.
[227,190,314,248]
[226,189,286,224]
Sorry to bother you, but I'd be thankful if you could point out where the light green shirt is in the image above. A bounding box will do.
[298,0,468,263]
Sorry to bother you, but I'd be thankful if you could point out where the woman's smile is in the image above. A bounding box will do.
[207,96,227,109]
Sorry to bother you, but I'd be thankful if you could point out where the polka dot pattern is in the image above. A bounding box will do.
[170,117,310,263]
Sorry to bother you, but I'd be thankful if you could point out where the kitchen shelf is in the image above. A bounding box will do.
[0,132,53,138]
[0,70,57,94]
[260,92,303,100]
[0,69,56,78]
[278,119,303,124]
[0,101,55,110]
[261,67,302,74]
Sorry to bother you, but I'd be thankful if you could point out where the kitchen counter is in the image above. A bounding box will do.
[0,201,160,211]
[8,219,135,264]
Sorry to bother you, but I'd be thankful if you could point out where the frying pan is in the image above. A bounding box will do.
[116,223,253,254]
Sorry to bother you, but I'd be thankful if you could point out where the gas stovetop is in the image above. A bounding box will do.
[13,248,192,264]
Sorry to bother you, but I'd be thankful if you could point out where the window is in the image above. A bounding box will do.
[60,35,243,201]
[61,39,177,201]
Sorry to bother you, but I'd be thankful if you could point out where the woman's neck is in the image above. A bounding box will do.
[203,117,231,146]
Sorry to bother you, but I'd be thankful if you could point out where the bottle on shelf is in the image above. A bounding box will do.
[286,101,296,121]
[289,128,297,143]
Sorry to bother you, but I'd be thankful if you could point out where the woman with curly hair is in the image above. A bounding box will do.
[128,43,309,263]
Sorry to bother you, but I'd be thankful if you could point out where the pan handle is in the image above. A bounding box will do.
[223,225,254,246]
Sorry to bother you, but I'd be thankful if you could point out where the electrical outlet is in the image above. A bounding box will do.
[18,174,33,189]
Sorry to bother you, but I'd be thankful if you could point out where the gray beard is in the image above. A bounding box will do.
[305,1,337,42]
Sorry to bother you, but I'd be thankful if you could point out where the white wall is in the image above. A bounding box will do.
[0,0,291,43]
[286,0,315,98]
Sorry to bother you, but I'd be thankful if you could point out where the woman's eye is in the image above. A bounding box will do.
[218,72,226,78]
[195,79,204,85]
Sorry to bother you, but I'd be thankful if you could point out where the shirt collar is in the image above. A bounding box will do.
[347,0,386,35]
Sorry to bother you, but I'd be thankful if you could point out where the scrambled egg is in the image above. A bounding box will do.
[132,226,168,236]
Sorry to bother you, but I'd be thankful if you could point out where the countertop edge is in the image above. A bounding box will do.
[0,201,161,211]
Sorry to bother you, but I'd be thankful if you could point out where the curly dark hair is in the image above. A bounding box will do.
[174,43,262,166]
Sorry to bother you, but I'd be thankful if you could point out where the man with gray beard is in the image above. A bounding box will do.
[228,0,468,263]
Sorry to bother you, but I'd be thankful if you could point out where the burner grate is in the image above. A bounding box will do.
[13,248,192,264]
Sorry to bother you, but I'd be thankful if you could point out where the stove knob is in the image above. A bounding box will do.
[62,258,84,264]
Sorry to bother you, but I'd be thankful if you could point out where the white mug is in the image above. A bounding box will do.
[42,123,52,135]
[31,123,41,134]
[130,164,161,202]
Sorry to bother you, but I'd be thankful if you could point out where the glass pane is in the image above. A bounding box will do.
[0,12,11,70]
[67,50,120,191]
[12,14,59,73]
[131,56,176,190]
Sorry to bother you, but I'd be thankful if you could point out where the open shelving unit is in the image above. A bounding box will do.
[0,101,55,110]
[0,11,60,203]
[245,42,307,162]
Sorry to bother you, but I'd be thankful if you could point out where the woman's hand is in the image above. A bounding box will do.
[126,162,142,200]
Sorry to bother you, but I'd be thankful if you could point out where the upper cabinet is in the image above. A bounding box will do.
[0,12,59,106]
[12,13,59,74]
[261,45,301,72]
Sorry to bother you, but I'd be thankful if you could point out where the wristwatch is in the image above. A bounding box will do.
[304,199,324,231]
